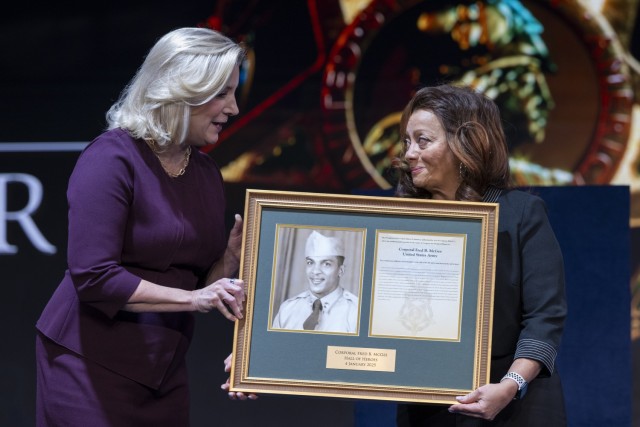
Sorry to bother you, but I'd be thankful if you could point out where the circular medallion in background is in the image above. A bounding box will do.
[320,0,634,189]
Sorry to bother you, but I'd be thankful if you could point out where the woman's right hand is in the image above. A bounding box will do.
[191,278,245,320]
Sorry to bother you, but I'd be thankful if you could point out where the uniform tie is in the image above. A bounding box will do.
[303,298,322,330]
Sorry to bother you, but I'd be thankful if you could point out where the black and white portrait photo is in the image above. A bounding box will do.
[270,227,365,334]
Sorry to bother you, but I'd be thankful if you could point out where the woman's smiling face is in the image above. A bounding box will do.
[404,109,460,200]
[185,67,240,147]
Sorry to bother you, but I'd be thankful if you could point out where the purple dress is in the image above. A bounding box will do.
[36,128,227,426]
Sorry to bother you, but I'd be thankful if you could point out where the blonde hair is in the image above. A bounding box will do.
[106,27,245,148]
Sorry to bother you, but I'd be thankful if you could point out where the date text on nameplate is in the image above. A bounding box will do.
[326,346,396,372]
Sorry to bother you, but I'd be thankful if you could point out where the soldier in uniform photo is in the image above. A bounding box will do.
[272,230,359,333]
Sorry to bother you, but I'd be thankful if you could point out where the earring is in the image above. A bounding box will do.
[459,162,467,179]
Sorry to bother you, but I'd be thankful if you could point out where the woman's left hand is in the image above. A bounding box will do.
[227,214,243,260]
[447,381,515,420]
[221,353,258,401]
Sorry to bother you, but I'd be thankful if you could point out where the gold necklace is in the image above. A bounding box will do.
[159,146,191,178]
[146,140,192,178]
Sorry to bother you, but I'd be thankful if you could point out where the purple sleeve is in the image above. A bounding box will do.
[66,135,142,318]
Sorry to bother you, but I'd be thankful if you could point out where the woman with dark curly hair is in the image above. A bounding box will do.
[395,84,567,426]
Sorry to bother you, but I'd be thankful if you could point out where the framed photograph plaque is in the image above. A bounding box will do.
[230,189,498,404]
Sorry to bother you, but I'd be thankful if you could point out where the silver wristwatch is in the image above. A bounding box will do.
[501,371,528,399]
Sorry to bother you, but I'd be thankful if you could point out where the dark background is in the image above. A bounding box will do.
[1,0,638,426]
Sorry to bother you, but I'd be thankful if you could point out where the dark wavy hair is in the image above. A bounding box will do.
[394,84,512,201]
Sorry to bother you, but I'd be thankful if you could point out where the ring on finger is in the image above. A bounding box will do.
[230,278,235,285]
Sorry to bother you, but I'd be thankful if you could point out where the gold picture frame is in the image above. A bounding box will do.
[230,189,498,404]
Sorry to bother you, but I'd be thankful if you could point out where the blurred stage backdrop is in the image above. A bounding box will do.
[1,0,638,426]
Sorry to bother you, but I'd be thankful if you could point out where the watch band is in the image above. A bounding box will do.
[501,372,528,399]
